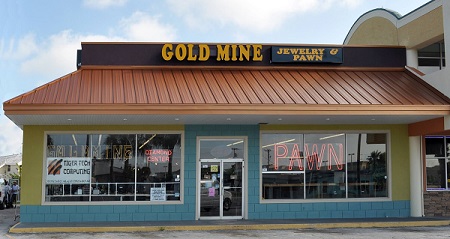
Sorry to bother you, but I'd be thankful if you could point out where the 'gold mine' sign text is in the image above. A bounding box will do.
[162,43,263,62]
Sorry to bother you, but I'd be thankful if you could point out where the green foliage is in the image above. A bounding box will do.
[8,163,22,183]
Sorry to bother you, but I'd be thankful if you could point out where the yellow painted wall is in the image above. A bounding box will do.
[260,124,410,201]
[22,126,44,205]
[21,125,184,205]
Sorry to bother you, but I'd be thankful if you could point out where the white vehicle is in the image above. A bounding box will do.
[200,181,233,211]
[0,179,6,210]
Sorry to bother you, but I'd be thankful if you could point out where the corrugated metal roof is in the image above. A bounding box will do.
[4,67,450,116]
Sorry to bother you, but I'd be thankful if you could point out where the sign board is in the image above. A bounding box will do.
[210,165,219,173]
[271,46,343,63]
[46,157,91,184]
[151,187,167,201]
[145,149,172,163]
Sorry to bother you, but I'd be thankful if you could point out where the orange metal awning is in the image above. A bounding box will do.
[4,66,450,129]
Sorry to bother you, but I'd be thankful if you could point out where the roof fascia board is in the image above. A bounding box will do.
[4,104,450,116]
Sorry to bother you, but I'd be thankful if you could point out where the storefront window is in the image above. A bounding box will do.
[305,134,346,199]
[425,136,450,190]
[135,134,181,201]
[262,134,303,199]
[45,133,182,203]
[261,132,388,200]
[346,133,387,198]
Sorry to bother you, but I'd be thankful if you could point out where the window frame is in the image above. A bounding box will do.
[425,135,450,191]
[259,130,392,203]
[42,130,184,205]
[418,40,446,74]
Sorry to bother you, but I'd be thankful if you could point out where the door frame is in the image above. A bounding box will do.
[196,136,247,220]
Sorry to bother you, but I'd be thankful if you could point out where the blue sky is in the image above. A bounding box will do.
[0,0,431,156]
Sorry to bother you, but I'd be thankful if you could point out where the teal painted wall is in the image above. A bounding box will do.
[20,124,410,222]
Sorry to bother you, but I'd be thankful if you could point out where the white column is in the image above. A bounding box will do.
[406,49,418,68]
[409,136,423,217]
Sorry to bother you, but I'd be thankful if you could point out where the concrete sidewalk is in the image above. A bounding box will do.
[9,217,450,234]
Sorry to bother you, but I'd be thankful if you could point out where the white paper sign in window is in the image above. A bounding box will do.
[151,187,167,201]
[46,157,91,184]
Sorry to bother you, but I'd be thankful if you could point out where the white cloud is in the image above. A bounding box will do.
[118,12,177,42]
[340,0,363,8]
[18,12,176,81]
[83,0,128,9]
[0,115,22,156]
[20,30,119,82]
[167,0,363,33]
[0,34,39,60]
[1,11,177,156]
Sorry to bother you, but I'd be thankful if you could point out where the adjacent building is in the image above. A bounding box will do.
[0,154,21,181]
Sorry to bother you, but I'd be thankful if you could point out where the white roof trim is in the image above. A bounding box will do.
[398,0,442,28]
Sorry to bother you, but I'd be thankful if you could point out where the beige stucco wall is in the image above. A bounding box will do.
[398,6,443,48]
[346,17,398,45]
[346,6,443,49]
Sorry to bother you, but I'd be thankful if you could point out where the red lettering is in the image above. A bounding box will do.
[274,144,288,170]
[145,149,173,162]
[304,144,325,170]
[271,143,344,171]
[288,143,303,170]
[274,143,304,171]
[328,144,343,170]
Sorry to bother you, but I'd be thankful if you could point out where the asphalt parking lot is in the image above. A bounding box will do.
[0,205,20,237]
[5,224,450,239]
[3,206,450,239]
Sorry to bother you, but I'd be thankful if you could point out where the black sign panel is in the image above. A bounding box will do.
[271,46,343,63]
[81,43,406,67]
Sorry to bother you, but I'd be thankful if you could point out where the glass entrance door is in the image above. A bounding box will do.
[199,159,243,219]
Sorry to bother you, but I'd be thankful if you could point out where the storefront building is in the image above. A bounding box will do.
[345,0,450,217]
[4,42,450,222]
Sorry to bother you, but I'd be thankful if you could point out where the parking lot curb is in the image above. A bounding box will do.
[9,220,450,234]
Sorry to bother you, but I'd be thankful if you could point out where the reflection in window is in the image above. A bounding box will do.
[199,139,245,159]
[261,133,388,200]
[45,133,182,202]
[135,134,181,201]
[425,136,450,190]
[261,134,303,172]
[347,133,387,198]
[263,173,304,199]
[305,134,345,199]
